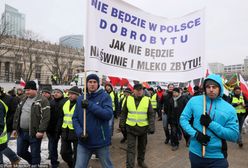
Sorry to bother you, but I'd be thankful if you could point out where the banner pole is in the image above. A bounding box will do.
[83,0,90,137]
[83,71,87,136]
[202,93,206,157]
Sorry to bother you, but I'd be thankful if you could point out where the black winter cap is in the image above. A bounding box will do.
[24,81,37,90]
[173,88,180,93]
[124,88,132,94]
[133,84,143,90]
[233,86,241,91]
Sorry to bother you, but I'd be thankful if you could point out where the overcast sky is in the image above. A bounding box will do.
[1,0,248,65]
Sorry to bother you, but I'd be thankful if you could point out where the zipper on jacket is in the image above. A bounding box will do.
[101,126,106,141]
[207,100,213,115]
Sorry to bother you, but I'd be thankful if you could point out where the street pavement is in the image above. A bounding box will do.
[61,118,248,168]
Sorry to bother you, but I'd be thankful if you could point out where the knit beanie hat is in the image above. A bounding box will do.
[86,74,100,88]
[54,88,63,95]
[42,87,52,94]
[147,87,154,92]
[24,81,37,90]
[173,88,180,93]
[233,86,241,91]
[68,86,81,96]
[124,88,132,94]
[133,84,143,90]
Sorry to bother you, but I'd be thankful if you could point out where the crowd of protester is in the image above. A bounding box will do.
[0,73,247,168]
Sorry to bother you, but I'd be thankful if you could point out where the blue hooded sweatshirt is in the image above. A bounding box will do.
[180,74,239,158]
[72,88,113,149]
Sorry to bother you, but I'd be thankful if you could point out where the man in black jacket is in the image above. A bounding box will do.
[161,83,174,144]
[59,86,80,168]
[0,87,20,166]
[47,88,67,168]
[168,88,189,150]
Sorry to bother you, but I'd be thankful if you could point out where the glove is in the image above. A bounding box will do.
[81,99,89,109]
[200,114,212,127]
[80,132,88,141]
[195,131,210,146]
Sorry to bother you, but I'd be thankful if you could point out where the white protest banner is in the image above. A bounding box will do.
[85,0,205,82]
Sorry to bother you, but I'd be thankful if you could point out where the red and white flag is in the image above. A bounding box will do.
[188,80,194,95]
[33,79,39,90]
[221,75,230,96]
[120,78,129,87]
[239,74,248,100]
[20,78,26,87]
[108,76,121,86]
[127,82,134,91]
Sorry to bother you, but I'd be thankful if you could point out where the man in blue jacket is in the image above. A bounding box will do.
[180,74,239,168]
[73,74,113,168]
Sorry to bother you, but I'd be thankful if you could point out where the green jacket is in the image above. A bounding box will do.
[13,94,50,137]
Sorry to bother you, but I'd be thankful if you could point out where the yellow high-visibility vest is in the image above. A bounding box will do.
[0,100,8,145]
[110,91,116,111]
[126,96,149,127]
[62,100,76,130]
[118,91,123,102]
[232,96,246,114]
[120,94,125,103]
[151,93,157,109]
[121,97,127,109]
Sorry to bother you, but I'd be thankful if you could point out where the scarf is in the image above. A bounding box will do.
[173,95,181,108]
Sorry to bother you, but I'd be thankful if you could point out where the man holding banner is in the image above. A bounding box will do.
[180,74,239,167]
[73,74,113,168]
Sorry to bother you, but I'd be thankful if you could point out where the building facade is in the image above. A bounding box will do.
[208,63,225,74]
[0,36,84,84]
[1,4,25,38]
[208,58,248,80]
[224,64,244,74]
[59,35,83,49]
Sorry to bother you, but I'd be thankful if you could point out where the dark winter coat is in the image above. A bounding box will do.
[168,95,188,124]
[162,91,173,114]
[0,101,7,151]
[47,97,67,135]
[13,94,50,137]
[0,94,18,133]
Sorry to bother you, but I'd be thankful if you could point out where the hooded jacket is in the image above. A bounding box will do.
[72,88,113,149]
[180,74,239,158]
